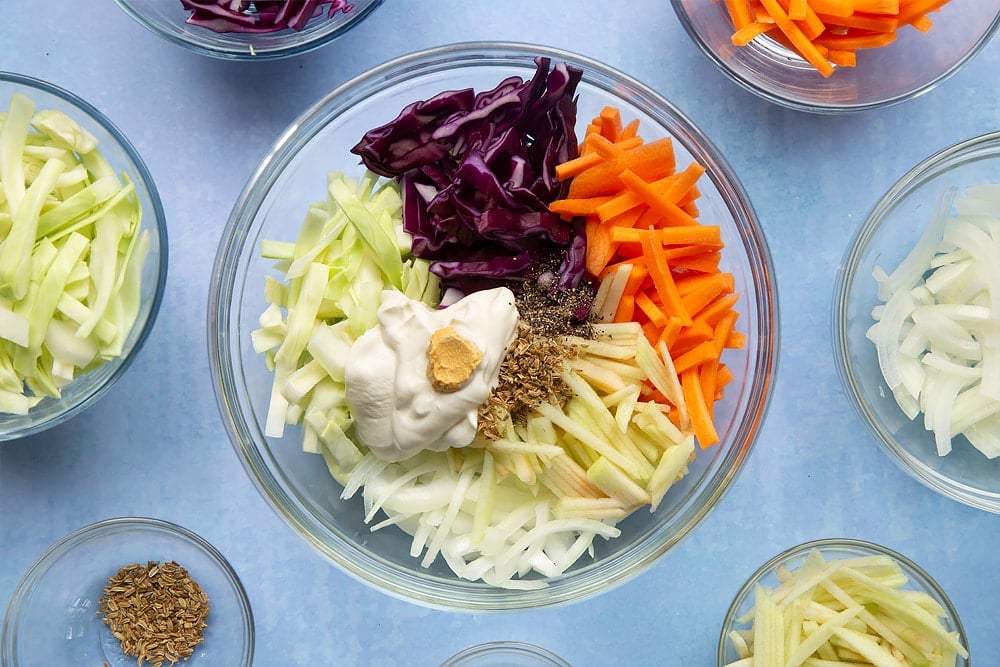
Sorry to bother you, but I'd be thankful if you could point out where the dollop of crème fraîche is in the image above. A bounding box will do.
[344,287,518,462]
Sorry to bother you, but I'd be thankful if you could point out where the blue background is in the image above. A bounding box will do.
[2,1,999,665]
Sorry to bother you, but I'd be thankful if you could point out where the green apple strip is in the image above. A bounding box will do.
[724,548,969,667]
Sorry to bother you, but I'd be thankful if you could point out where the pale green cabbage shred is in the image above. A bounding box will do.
[0,93,149,415]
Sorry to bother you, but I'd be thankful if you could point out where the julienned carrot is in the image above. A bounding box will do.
[567,137,676,199]
[550,107,744,449]
[715,0,953,76]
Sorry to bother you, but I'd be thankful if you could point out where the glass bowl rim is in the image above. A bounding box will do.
[716,537,969,665]
[112,0,386,61]
[0,70,169,442]
[439,640,572,666]
[208,39,779,611]
[669,0,1000,114]
[2,516,255,664]
[832,129,1000,513]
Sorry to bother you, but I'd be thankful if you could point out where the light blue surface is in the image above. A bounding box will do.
[2,2,998,665]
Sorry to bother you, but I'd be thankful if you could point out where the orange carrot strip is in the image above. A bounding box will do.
[624,264,649,295]
[671,251,722,274]
[548,195,614,218]
[568,137,676,199]
[641,228,692,325]
[814,31,896,50]
[670,321,713,356]
[555,152,603,180]
[725,0,754,27]
[608,225,721,247]
[711,309,740,354]
[726,331,747,349]
[854,0,898,13]
[715,364,735,394]
[897,0,948,23]
[680,272,736,315]
[758,0,835,77]
[681,368,719,448]
[662,162,706,203]
[699,357,720,420]
[663,244,719,261]
[599,106,623,140]
[635,291,668,328]
[909,14,933,31]
[613,294,635,323]
[585,133,644,159]
[585,219,617,278]
[619,169,699,227]
[596,165,701,223]
[815,11,898,30]
[673,340,719,376]
[618,118,641,141]
[692,293,741,327]
[788,0,807,20]
[810,0,856,16]
[827,49,858,68]
[732,21,775,46]
[657,316,684,351]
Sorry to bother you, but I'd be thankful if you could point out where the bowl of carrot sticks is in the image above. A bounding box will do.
[671,0,1000,112]
[834,132,1000,512]
[209,41,779,610]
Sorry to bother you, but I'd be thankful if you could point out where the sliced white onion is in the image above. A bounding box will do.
[870,185,1000,457]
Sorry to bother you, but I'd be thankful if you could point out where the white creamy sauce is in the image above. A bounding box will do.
[344,287,519,462]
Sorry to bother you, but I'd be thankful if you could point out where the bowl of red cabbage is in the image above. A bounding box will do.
[113,0,384,60]
[209,42,778,610]
[835,131,1000,512]
[0,72,167,442]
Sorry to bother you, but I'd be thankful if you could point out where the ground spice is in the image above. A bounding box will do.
[99,561,210,667]
[477,273,597,438]
[478,321,577,439]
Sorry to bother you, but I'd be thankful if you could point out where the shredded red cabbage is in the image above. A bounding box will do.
[351,57,588,294]
[180,1,353,33]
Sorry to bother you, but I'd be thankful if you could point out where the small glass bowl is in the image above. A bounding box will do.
[717,538,969,666]
[209,41,778,610]
[0,72,167,442]
[1,517,254,666]
[834,132,1000,512]
[670,0,1000,113]
[113,0,384,60]
[440,642,571,667]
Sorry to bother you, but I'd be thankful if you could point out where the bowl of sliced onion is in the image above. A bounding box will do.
[209,41,778,610]
[834,131,1000,512]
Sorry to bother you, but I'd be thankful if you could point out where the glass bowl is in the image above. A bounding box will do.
[440,641,571,667]
[209,41,778,610]
[0,72,167,442]
[718,538,969,666]
[670,0,1000,113]
[834,132,1000,512]
[113,0,384,60]
[1,517,254,666]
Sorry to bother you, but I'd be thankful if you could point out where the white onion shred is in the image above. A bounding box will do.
[870,185,1000,458]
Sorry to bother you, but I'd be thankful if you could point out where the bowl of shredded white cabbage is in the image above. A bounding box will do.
[208,42,778,610]
[834,131,1000,512]
[0,72,167,442]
